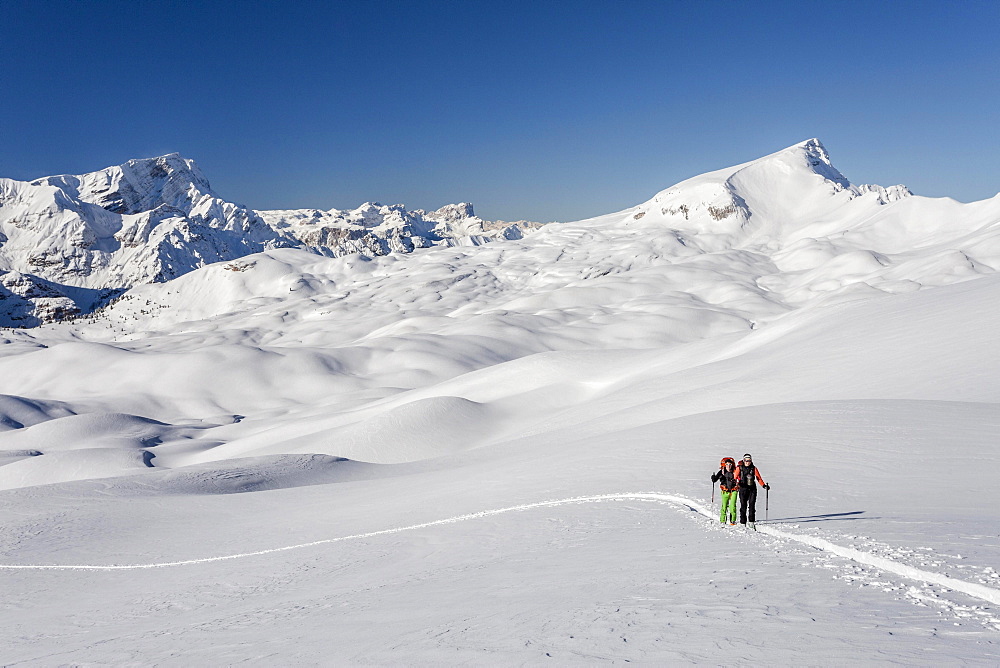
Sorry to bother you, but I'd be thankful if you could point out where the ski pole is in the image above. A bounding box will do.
[712,481,715,504]
[765,487,769,521]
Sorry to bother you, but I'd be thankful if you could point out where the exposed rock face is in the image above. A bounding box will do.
[258,202,543,258]
[0,272,79,326]
[0,156,545,327]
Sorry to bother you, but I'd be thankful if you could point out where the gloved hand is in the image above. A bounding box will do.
[764,483,770,490]
[711,473,718,482]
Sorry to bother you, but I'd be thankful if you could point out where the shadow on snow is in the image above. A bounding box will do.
[761,510,870,524]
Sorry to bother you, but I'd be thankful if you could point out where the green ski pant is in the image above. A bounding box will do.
[719,490,738,523]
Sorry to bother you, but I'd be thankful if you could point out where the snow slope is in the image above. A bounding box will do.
[0,139,998,664]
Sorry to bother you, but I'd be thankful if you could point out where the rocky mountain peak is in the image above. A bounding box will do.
[30,154,212,216]
[425,203,476,224]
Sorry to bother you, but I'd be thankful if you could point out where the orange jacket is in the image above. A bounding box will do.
[735,462,766,488]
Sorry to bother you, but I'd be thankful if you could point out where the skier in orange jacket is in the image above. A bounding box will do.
[735,453,769,531]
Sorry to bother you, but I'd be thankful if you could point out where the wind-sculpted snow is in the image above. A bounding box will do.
[1,140,999,662]
[0,393,75,431]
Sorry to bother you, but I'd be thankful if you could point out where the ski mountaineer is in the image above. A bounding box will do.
[735,453,769,531]
[711,457,739,525]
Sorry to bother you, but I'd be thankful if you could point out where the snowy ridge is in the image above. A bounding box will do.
[634,139,908,242]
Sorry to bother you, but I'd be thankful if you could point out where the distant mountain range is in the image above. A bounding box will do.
[0,155,541,326]
[3,139,999,330]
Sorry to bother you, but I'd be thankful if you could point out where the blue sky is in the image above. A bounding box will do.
[2,0,997,222]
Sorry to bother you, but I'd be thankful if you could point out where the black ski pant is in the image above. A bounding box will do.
[739,485,758,524]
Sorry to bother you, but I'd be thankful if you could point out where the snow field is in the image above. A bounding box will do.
[1,140,999,663]
[2,495,996,665]
[1,392,997,663]
[5,492,999,616]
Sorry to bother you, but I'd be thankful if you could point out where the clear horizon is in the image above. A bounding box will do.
[2,0,997,222]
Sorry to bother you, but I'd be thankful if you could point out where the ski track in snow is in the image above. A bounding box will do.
[3,492,999,612]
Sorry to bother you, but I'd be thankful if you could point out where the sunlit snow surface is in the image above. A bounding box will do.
[1,140,999,664]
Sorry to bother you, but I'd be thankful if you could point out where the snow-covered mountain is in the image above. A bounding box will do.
[57,138,998,343]
[0,155,542,326]
[0,154,291,325]
[1,139,999,663]
[610,138,998,305]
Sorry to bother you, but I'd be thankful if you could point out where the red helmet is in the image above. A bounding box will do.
[720,457,736,467]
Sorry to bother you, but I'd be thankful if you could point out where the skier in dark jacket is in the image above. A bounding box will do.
[711,457,739,524]
[735,453,769,531]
